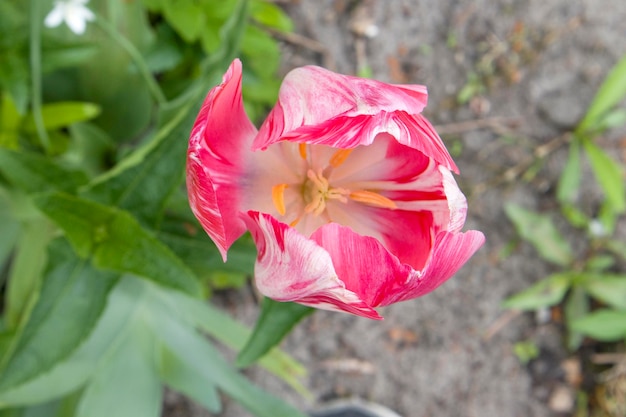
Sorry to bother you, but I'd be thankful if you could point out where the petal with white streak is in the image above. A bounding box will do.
[254,65,457,172]
[243,211,382,320]
[186,59,257,259]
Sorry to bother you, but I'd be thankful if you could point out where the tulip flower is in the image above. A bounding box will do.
[187,59,484,319]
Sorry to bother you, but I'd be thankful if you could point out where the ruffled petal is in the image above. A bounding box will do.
[382,230,485,305]
[311,223,417,309]
[186,59,257,260]
[254,65,457,172]
[243,211,382,320]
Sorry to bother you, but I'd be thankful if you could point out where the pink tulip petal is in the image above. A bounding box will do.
[243,211,382,320]
[254,65,458,173]
[187,59,257,259]
[383,230,485,305]
[311,223,417,309]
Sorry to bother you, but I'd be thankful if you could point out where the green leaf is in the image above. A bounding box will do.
[502,272,573,310]
[570,309,626,341]
[162,0,204,42]
[556,140,581,204]
[250,0,293,32]
[75,323,162,417]
[578,54,626,133]
[157,347,222,413]
[0,149,89,194]
[583,274,626,310]
[157,217,255,282]
[241,25,280,78]
[0,189,20,272]
[0,93,21,149]
[585,255,615,272]
[22,102,101,132]
[150,300,308,417]
[34,193,202,296]
[505,203,574,266]
[564,285,588,351]
[82,0,249,228]
[40,41,98,73]
[4,216,54,329]
[0,239,119,393]
[583,139,625,213]
[0,277,143,406]
[237,298,314,367]
[159,290,309,397]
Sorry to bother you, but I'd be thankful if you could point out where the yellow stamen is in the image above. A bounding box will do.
[298,143,308,160]
[272,184,288,216]
[329,148,354,168]
[349,190,397,209]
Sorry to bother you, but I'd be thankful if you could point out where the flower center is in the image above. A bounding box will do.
[271,145,397,227]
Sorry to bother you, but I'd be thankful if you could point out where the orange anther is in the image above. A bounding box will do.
[272,184,288,216]
[349,190,397,209]
[298,143,308,160]
[329,148,353,168]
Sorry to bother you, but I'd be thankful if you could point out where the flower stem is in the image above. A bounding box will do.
[29,0,50,151]
[94,18,167,106]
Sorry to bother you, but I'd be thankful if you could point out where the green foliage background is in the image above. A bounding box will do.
[0,0,309,416]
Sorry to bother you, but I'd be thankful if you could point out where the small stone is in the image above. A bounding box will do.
[548,385,575,413]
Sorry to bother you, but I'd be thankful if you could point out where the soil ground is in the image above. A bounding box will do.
[165,1,626,416]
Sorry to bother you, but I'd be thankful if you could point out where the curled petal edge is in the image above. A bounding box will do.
[242,211,383,320]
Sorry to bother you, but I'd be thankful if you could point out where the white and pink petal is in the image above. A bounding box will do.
[242,211,382,320]
[186,59,257,259]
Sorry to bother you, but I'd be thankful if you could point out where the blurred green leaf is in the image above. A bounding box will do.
[505,203,574,266]
[583,274,626,310]
[22,102,101,132]
[0,148,88,194]
[4,216,54,329]
[502,272,573,310]
[577,54,626,134]
[152,296,308,417]
[560,203,588,229]
[0,52,29,115]
[241,25,280,79]
[75,322,162,417]
[607,239,626,261]
[585,255,615,272]
[513,341,539,364]
[34,193,202,296]
[595,108,626,131]
[0,189,20,274]
[582,139,625,213]
[67,122,115,176]
[237,298,313,367]
[0,276,146,406]
[162,0,204,42]
[82,0,250,227]
[0,239,119,393]
[564,286,588,351]
[570,309,626,341]
[157,347,222,413]
[157,217,255,286]
[250,0,293,32]
[162,290,309,397]
[40,41,97,73]
[0,93,21,149]
[556,140,581,204]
